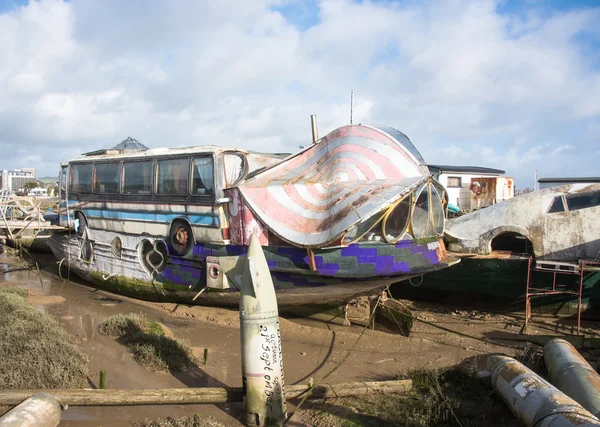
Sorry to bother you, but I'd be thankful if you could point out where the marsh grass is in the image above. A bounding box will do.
[0,287,89,389]
[302,366,517,427]
[99,313,194,372]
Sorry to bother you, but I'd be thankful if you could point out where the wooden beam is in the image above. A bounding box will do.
[0,380,412,406]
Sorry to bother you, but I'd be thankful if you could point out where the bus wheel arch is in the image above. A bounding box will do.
[169,218,195,255]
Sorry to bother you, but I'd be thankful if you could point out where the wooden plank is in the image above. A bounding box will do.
[0,380,412,406]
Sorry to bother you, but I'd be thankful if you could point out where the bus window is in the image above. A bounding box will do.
[123,161,153,194]
[70,163,93,193]
[94,163,120,194]
[223,153,245,187]
[157,158,189,195]
[191,157,214,196]
[59,166,67,200]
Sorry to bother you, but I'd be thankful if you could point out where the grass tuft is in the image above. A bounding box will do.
[0,289,89,389]
[0,286,29,297]
[99,313,194,372]
[99,313,146,337]
[137,414,226,427]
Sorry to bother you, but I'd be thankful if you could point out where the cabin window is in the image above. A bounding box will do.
[191,157,214,196]
[70,163,93,193]
[447,177,462,188]
[223,153,245,186]
[94,163,120,194]
[547,196,565,213]
[411,185,431,239]
[565,191,600,212]
[384,196,411,242]
[123,161,153,194]
[343,213,384,244]
[431,183,445,236]
[157,158,189,195]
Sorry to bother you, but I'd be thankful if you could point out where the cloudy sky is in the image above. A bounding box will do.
[0,0,599,187]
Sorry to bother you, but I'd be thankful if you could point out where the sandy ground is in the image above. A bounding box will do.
[0,251,594,426]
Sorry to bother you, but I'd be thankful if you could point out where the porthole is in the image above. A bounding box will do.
[111,236,123,259]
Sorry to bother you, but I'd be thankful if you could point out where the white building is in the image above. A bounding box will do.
[428,164,514,210]
[0,168,37,193]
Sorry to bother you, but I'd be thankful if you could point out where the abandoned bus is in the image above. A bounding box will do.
[50,125,457,312]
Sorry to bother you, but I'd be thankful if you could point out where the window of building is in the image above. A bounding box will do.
[447,177,462,188]
[565,191,600,212]
[70,163,93,193]
[157,158,189,195]
[547,196,565,213]
[94,163,120,194]
[191,157,214,196]
[123,161,153,194]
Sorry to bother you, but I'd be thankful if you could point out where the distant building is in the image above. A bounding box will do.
[428,164,514,210]
[0,168,37,193]
[538,177,600,190]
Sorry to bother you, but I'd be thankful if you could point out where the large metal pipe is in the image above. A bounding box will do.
[310,115,318,143]
[0,392,63,427]
[544,338,600,418]
[240,234,287,426]
[487,355,600,427]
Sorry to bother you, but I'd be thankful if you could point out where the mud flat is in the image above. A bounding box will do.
[1,251,588,426]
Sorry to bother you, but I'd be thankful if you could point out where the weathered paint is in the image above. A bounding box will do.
[240,235,287,426]
[487,355,600,427]
[445,183,600,260]
[544,339,600,417]
[235,125,429,247]
[0,392,63,427]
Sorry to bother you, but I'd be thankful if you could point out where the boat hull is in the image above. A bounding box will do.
[48,231,455,311]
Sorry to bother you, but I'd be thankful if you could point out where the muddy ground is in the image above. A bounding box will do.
[0,251,597,426]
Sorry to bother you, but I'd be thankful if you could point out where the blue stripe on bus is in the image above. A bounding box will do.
[82,209,220,227]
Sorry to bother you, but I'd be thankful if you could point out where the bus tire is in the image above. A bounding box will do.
[75,211,87,237]
[169,219,193,255]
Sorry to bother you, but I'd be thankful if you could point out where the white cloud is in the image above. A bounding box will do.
[0,0,598,186]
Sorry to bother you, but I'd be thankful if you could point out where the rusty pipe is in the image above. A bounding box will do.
[487,355,600,427]
[0,392,63,427]
[544,338,600,418]
[310,115,318,143]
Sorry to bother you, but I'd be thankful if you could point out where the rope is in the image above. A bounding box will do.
[282,293,383,426]
[384,290,520,350]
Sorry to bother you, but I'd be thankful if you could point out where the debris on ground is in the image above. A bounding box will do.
[136,414,226,427]
[295,366,519,427]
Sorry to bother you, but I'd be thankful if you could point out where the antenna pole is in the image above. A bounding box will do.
[350,90,354,124]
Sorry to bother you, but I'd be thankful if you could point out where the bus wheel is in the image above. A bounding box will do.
[170,220,193,255]
[75,212,87,237]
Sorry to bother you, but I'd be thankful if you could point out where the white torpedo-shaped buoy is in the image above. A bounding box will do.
[240,234,287,426]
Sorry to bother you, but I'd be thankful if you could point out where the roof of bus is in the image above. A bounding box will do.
[65,145,287,164]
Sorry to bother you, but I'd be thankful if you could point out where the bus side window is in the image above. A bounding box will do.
[70,163,93,193]
[94,163,120,194]
[191,157,214,196]
[123,161,153,194]
[157,158,189,195]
